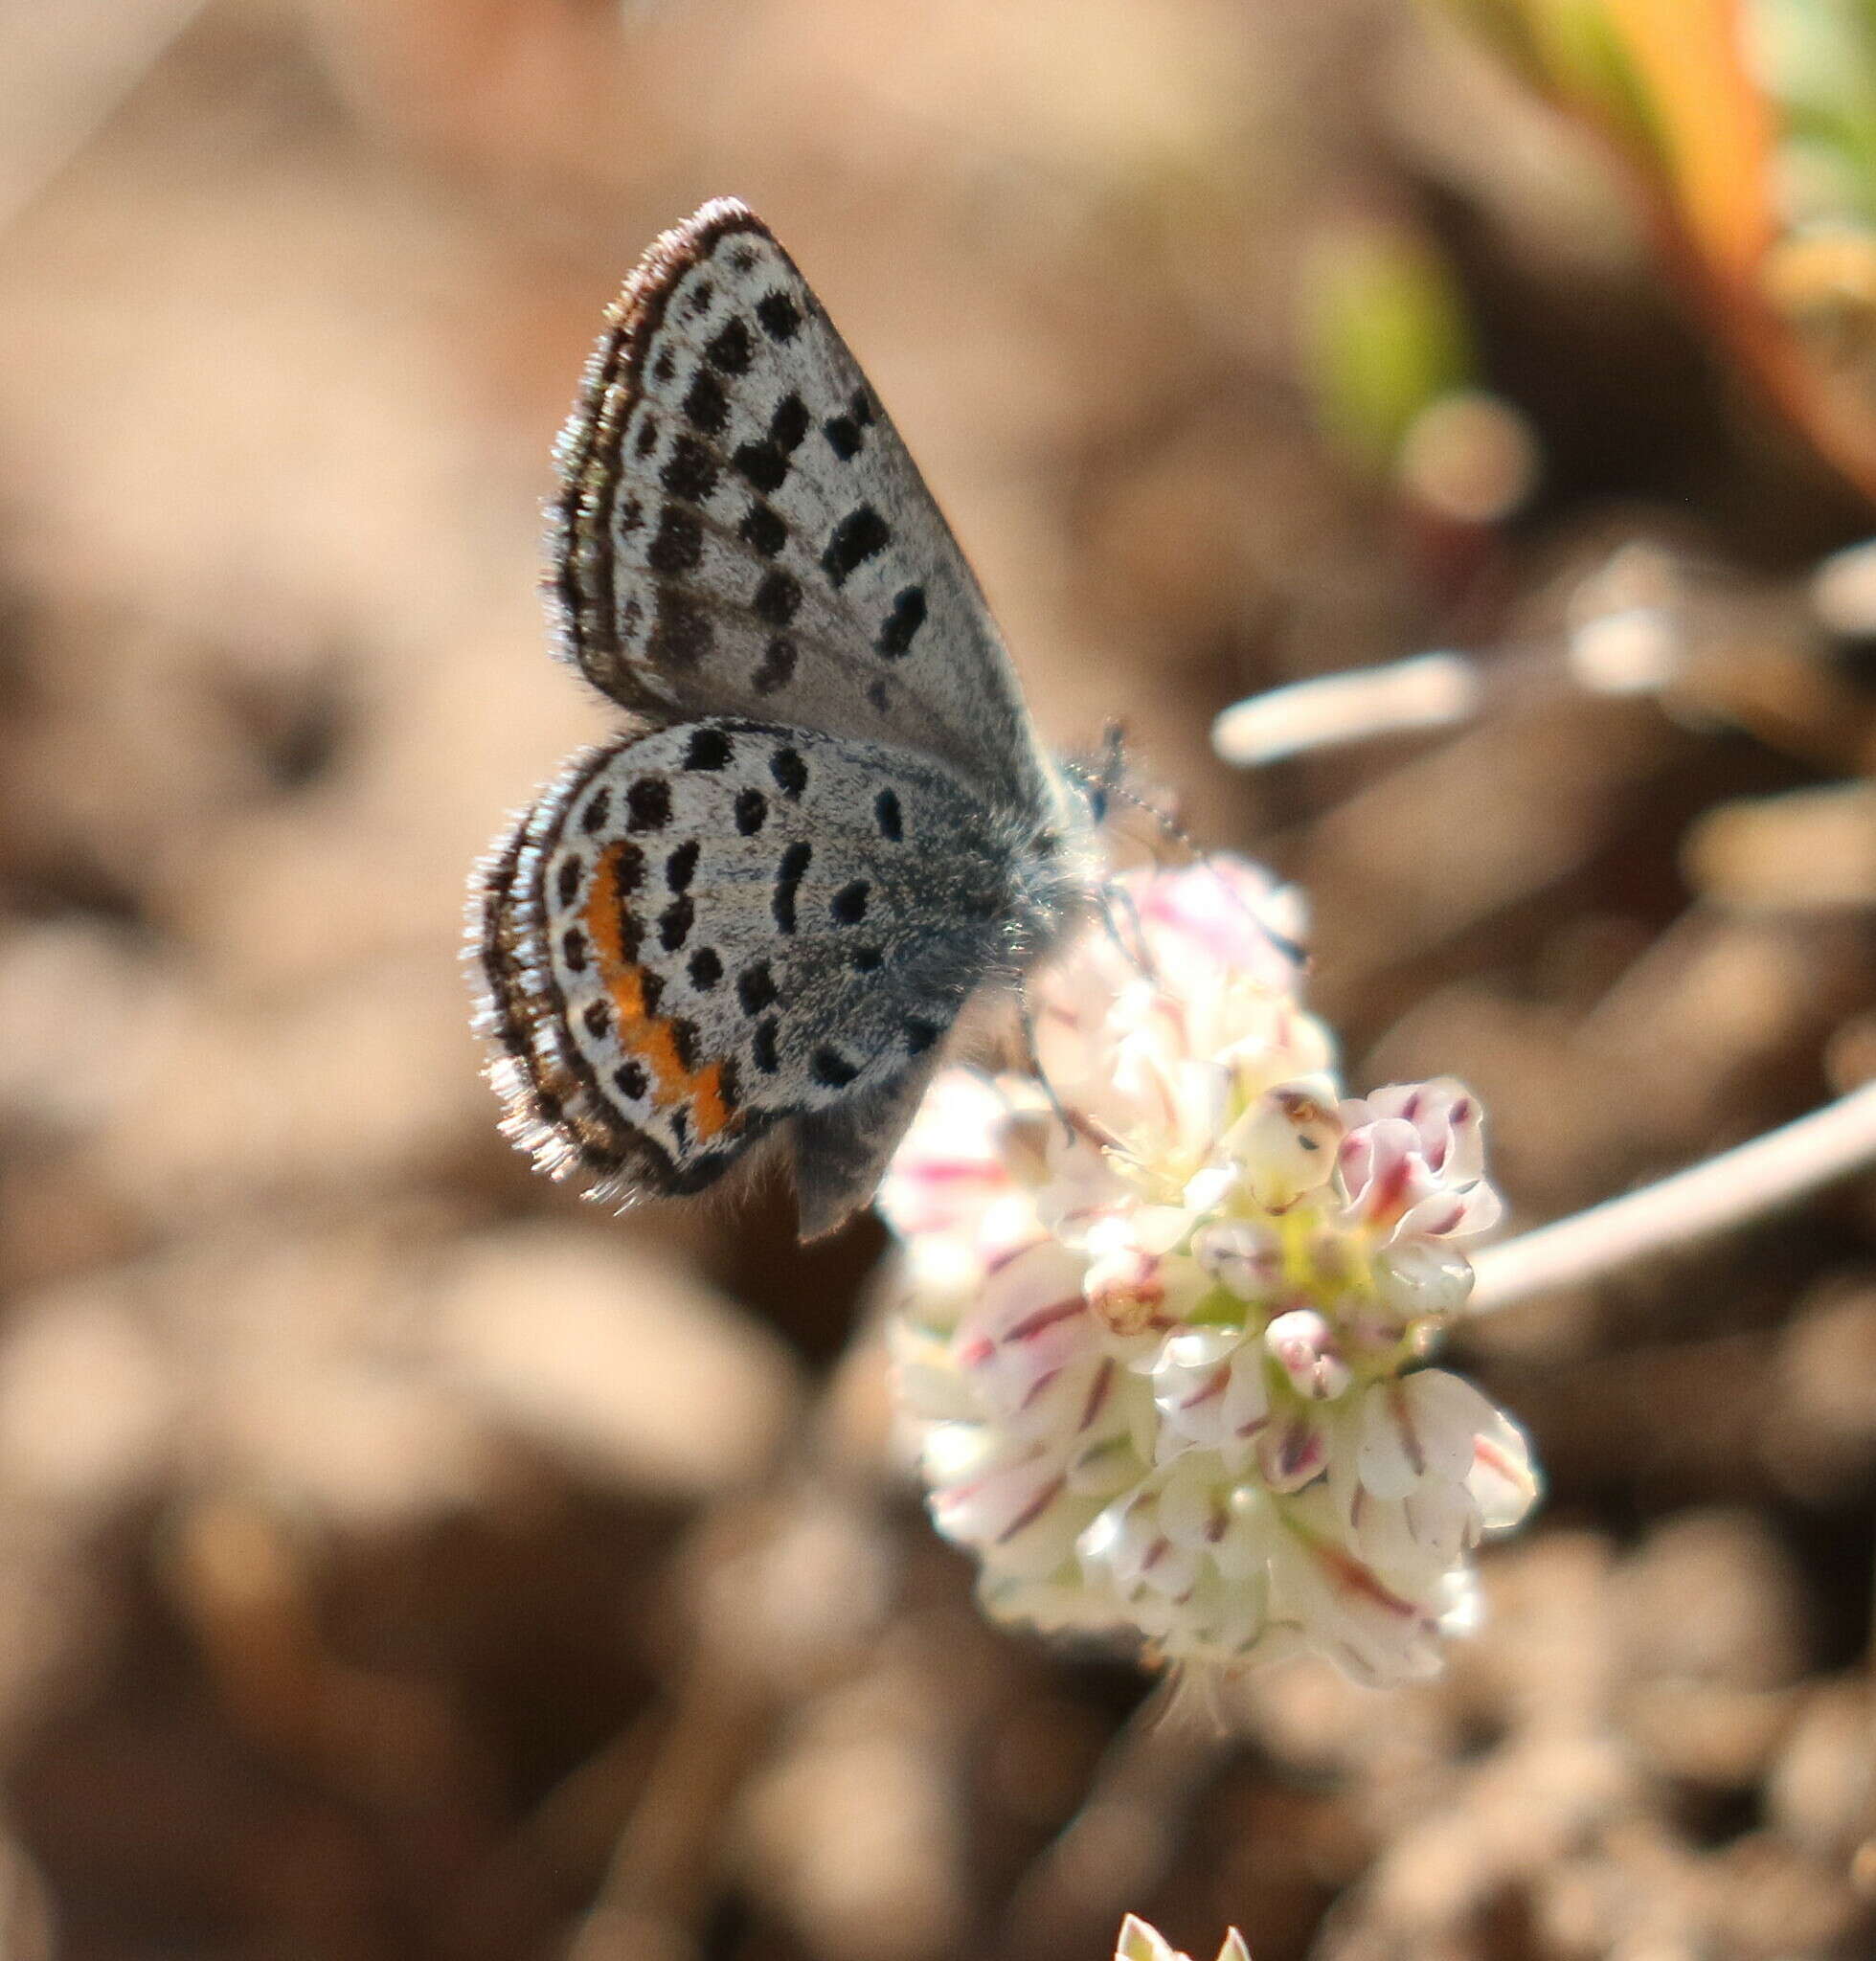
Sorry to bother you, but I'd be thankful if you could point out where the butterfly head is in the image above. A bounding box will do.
[1058,719,1130,831]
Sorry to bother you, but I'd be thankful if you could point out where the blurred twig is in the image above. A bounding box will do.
[566,1646,775,1961]
[0,0,208,237]
[563,1377,903,1960]
[994,1677,1233,1961]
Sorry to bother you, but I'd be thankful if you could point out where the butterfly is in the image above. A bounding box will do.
[470,198,1104,1238]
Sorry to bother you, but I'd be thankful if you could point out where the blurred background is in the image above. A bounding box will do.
[1,1,1874,1956]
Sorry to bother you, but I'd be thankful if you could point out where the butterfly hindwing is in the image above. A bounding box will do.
[549,198,1054,809]
[473,718,1033,1219]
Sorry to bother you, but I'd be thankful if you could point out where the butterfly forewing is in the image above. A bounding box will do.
[550,198,1053,807]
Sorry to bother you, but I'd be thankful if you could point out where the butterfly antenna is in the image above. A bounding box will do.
[1087,730,1310,977]
[1113,781,1198,861]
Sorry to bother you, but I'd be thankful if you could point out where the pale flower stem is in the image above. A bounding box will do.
[1209,605,1686,769]
[1210,651,1483,766]
[1468,1078,1876,1312]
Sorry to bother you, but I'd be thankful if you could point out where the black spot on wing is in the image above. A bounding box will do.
[666,841,699,890]
[773,841,811,932]
[874,789,902,841]
[658,896,693,951]
[770,394,810,452]
[649,591,712,666]
[876,587,926,657]
[812,1046,859,1089]
[753,1016,780,1073]
[683,372,729,437]
[822,506,891,587]
[735,442,787,497]
[684,727,733,771]
[688,947,721,990]
[737,961,778,1015]
[754,570,802,627]
[753,638,797,695]
[771,747,807,799]
[626,778,671,831]
[580,788,611,834]
[660,437,717,504]
[756,289,802,342]
[734,394,810,496]
[740,502,786,557]
[706,317,755,375]
[647,507,703,575]
[735,787,768,834]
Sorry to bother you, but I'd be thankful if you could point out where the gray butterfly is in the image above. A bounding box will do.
[471,198,1102,1237]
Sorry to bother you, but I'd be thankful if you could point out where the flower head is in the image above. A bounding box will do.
[879,857,1537,1689]
[1116,1914,1250,1961]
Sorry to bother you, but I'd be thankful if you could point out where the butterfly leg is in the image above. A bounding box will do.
[1014,979,1078,1148]
[1096,881,1157,980]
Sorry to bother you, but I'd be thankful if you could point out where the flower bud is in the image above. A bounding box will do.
[1263,1307,1351,1400]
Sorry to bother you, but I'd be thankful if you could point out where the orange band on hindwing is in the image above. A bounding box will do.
[581,841,734,1141]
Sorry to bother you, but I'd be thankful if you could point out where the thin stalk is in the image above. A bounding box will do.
[1469,1078,1876,1311]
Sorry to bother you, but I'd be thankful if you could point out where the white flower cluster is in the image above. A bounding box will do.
[878,857,1537,1688]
